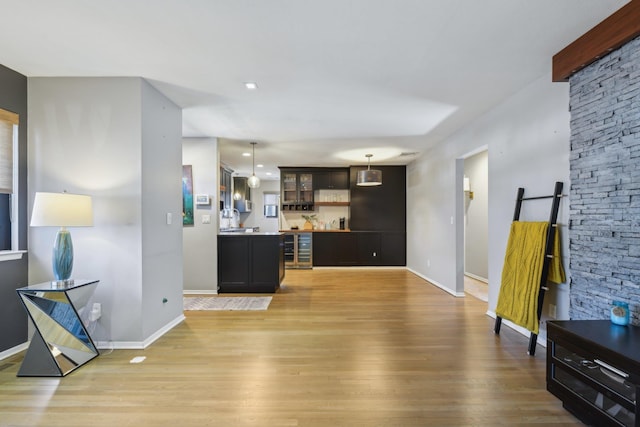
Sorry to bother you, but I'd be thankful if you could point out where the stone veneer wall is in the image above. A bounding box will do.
[569,36,640,322]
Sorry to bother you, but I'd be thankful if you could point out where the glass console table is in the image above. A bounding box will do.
[16,279,100,377]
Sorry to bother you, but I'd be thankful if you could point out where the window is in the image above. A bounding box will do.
[0,108,19,252]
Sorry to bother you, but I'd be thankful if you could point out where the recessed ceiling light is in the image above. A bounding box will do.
[244,82,258,90]
[266,172,272,176]
[257,164,264,168]
[242,152,251,157]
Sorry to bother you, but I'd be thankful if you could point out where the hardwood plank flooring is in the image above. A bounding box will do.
[0,269,580,426]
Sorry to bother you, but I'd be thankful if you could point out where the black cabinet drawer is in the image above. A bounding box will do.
[550,364,636,426]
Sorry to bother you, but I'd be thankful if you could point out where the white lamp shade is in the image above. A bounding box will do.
[30,192,93,227]
[247,174,260,189]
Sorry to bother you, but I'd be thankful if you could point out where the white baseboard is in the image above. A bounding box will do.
[0,342,28,361]
[96,314,186,350]
[311,266,406,270]
[464,272,488,283]
[407,268,465,298]
[183,289,218,295]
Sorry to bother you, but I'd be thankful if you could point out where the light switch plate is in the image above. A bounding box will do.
[202,214,211,224]
[166,213,172,225]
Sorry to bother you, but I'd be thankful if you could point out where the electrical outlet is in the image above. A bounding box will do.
[90,303,101,321]
[427,259,431,268]
[549,304,557,318]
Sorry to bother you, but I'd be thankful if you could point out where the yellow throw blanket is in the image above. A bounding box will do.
[495,221,565,334]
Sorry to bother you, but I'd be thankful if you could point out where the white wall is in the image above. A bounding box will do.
[182,137,219,293]
[140,80,184,339]
[407,72,571,339]
[28,77,184,348]
[242,180,281,232]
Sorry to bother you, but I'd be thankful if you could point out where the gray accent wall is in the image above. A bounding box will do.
[568,36,640,322]
[28,77,183,347]
[0,65,28,354]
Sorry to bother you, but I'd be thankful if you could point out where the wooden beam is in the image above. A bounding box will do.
[552,0,640,82]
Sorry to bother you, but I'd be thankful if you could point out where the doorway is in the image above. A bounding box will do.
[461,148,488,301]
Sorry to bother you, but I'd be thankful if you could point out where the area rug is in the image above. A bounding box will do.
[183,296,272,311]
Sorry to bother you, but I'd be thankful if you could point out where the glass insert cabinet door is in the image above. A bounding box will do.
[16,280,100,377]
[281,172,298,204]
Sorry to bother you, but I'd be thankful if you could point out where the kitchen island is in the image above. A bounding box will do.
[218,232,285,293]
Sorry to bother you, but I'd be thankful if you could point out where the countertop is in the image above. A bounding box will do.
[219,232,284,236]
[280,229,351,233]
[219,227,259,233]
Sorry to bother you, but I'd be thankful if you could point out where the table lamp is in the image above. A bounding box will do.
[30,192,93,283]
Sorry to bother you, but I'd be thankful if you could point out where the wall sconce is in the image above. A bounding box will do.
[464,176,474,200]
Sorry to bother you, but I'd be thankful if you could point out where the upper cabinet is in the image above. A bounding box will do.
[279,167,351,210]
[280,169,314,210]
[314,168,349,190]
[349,165,406,232]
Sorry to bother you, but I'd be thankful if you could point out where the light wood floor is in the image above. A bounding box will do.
[0,269,580,426]
[464,275,488,302]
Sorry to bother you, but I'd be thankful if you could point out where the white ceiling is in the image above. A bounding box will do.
[1,0,627,180]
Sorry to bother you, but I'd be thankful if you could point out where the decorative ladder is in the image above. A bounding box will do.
[494,181,564,356]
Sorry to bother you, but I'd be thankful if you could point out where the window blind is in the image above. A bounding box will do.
[0,109,18,194]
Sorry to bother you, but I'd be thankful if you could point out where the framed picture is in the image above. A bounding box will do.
[182,165,194,225]
[195,194,210,205]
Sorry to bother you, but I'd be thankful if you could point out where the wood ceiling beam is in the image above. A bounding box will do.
[552,0,640,82]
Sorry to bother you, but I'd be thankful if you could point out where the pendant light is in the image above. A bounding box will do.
[247,142,261,189]
[356,154,382,186]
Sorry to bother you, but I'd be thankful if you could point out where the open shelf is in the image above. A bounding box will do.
[314,202,350,206]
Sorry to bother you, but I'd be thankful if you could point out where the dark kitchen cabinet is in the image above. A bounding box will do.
[349,165,406,232]
[313,232,358,266]
[312,231,405,266]
[379,232,406,266]
[280,169,314,211]
[357,232,381,265]
[356,231,406,266]
[314,168,349,190]
[282,164,407,266]
[218,233,285,293]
